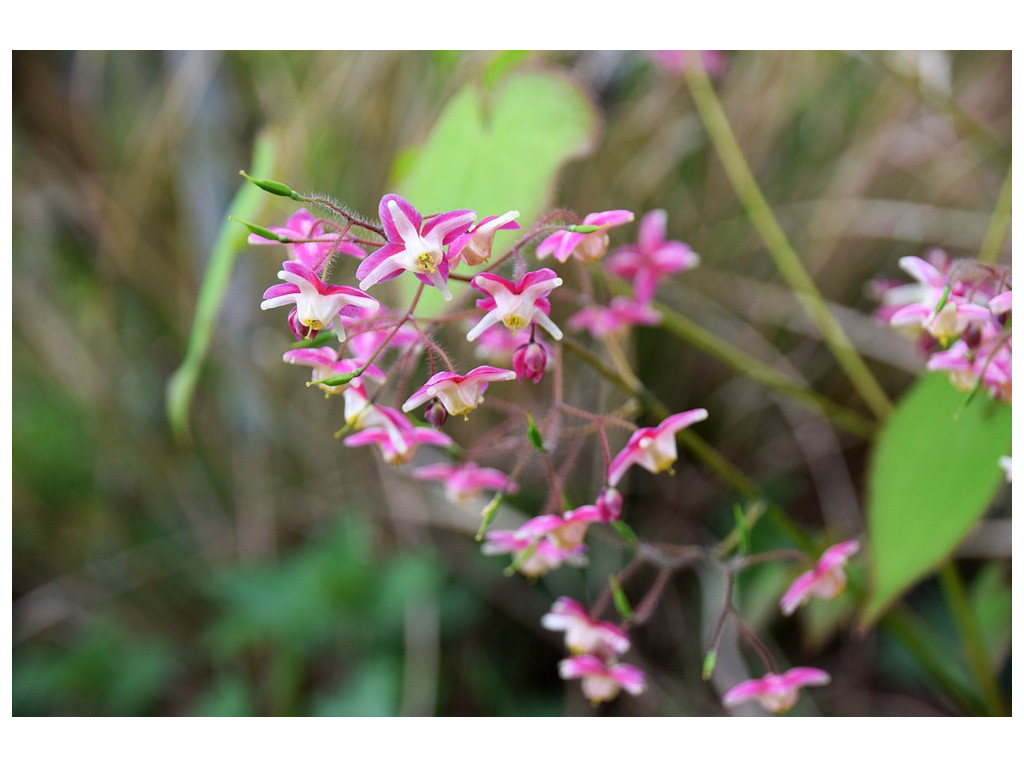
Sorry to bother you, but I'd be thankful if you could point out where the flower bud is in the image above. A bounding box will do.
[962,323,982,349]
[424,398,449,429]
[595,486,624,523]
[513,340,548,383]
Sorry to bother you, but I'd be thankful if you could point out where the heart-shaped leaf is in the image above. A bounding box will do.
[861,374,1011,627]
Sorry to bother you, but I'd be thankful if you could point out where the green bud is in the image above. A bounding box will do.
[239,170,303,200]
[475,493,504,541]
[702,650,717,680]
[229,215,293,243]
[611,520,638,550]
[609,575,633,620]
[526,413,545,452]
[567,224,601,234]
[318,371,360,388]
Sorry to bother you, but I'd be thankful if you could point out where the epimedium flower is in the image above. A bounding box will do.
[281,347,384,396]
[356,193,475,300]
[448,211,521,267]
[541,597,631,658]
[514,506,604,551]
[567,297,661,339]
[536,210,635,263]
[248,208,366,272]
[481,531,585,577]
[722,667,831,714]
[607,409,709,487]
[606,209,700,303]
[466,269,564,342]
[412,461,518,503]
[261,261,379,339]
[402,366,517,417]
[780,540,860,616]
[343,406,452,466]
[558,654,647,705]
[512,340,549,383]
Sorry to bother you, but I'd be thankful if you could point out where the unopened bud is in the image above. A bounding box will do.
[962,323,982,349]
[595,486,623,523]
[239,171,303,200]
[567,224,601,234]
[424,399,449,429]
[513,340,548,383]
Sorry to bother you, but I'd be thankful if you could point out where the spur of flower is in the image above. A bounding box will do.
[536,210,634,263]
[262,262,379,339]
[402,366,516,417]
[412,462,518,503]
[466,269,564,342]
[248,208,366,272]
[542,597,630,658]
[448,211,520,267]
[558,654,647,705]
[722,667,831,714]
[607,409,709,487]
[605,209,699,302]
[780,539,860,616]
[356,193,475,300]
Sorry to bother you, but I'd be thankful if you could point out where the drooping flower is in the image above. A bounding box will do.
[448,211,520,267]
[281,347,384,395]
[541,597,631,658]
[512,340,549,383]
[514,506,604,551]
[779,540,860,616]
[356,194,475,300]
[558,654,647,705]
[247,208,366,272]
[567,297,661,339]
[888,256,994,343]
[402,366,516,417]
[413,462,518,503]
[607,409,709,487]
[722,667,831,714]
[343,405,452,466]
[261,261,379,339]
[536,210,634,264]
[481,531,585,577]
[466,269,564,342]
[606,209,699,302]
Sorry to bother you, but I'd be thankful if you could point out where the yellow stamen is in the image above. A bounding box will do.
[503,313,528,332]
[415,253,438,273]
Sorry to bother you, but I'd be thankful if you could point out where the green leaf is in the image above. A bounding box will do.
[526,413,545,452]
[609,575,633,621]
[395,69,597,315]
[969,563,1011,665]
[861,375,1011,627]
[611,519,638,549]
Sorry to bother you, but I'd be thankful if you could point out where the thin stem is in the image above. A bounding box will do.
[977,164,1012,265]
[734,613,777,674]
[299,194,386,237]
[938,561,1006,716]
[683,61,893,421]
[732,548,814,570]
[707,570,735,657]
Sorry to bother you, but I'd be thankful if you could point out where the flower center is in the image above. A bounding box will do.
[415,252,440,274]
[503,313,528,332]
[305,318,325,331]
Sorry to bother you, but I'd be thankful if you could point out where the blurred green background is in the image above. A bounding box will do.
[12,51,1011,716]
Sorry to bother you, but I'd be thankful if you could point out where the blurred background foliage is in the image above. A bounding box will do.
[12,50,1011,716]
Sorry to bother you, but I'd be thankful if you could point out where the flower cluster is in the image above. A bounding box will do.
[876,250,1012,404]
[543,597,646,705]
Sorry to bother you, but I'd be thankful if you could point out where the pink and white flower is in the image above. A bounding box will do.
[541,597,631,658]
[607,409,709,487]
[448,211,520,267]
[466,269,564,342]
[281,347,384,395]
[606,209,699,302]
[356,194,475,300]
[722,667,831,714]
[481,531,585,577]
[558,654,647,704]
[247,208,366,272]
[261,261,379,339]
[536,210,635,264]
[515,506,604,551]
[889,256,992,342]
[402,366,516,417]
[413,462,518,503]
[780,540,860,616]
[343,405,452,466]
[567,297,661,339]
